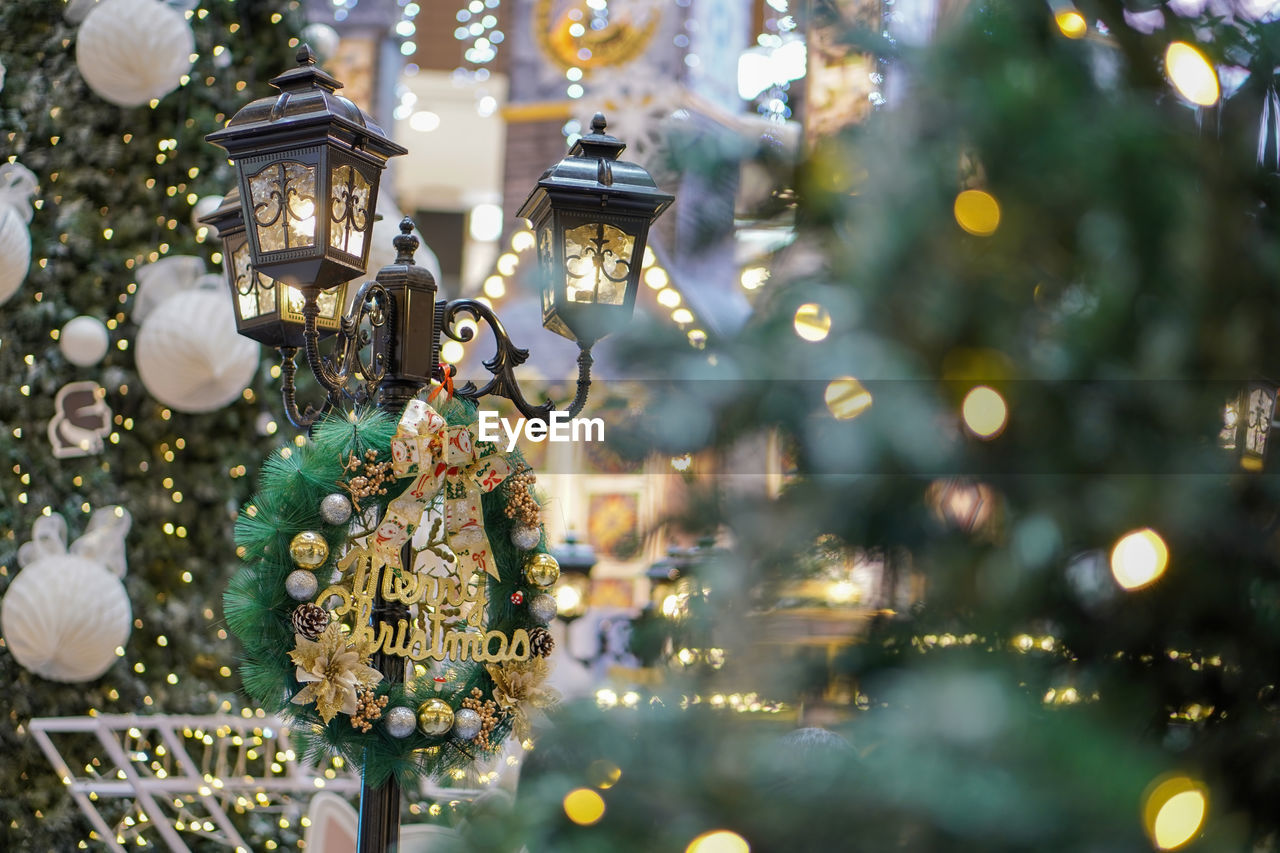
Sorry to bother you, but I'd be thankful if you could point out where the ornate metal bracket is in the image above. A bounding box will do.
[439,298,594,423]
[276,282,393,428]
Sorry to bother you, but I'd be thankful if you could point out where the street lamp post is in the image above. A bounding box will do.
[203,45,672,853]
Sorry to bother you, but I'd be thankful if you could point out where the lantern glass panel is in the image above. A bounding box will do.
[554,573,591,621]
[538,227,555,312]
[564,222,635,305]
[231,241,276,320]
[1245,386,1276,458]
[328,163,373,259]
[283,285,343,328]
[247,160,318,252]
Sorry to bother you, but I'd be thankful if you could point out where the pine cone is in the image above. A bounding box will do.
[529,626,555,658]
[291,603,329,639]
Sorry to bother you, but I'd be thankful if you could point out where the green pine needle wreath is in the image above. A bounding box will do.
[224,399,550,787]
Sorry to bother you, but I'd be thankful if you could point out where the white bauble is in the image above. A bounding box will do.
[60,315,110,367]
[136,287,260,412]
[1,554,131,682]
[301,23,341,63]
[191,195,224,230]
[0,206,31,305]
[75,0,195,108]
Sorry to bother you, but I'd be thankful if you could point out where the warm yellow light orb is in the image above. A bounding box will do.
[824,377,873,420]
[953,189,1001,236]
[440,340,465,364]
[563,788,606,825]
[644,267,669,289]
[510,230,535,252]
[483,275,506,298]
[1143,775,1208,850]
[1165,42,1219,107]
[961,385,1008,438]
[1055,10,1087,39]
[686,829,751,853]
[793,303,832,342]
[1110,528,1169,591]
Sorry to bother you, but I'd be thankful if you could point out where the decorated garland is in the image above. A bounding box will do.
[224,395,561,787]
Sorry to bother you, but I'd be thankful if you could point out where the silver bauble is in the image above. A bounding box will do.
[510,524,541,551]
[385,706,417,739]
[452,707,483,741]
[285,569,319,601]
[529,593,558,625]
[320,493,353,526]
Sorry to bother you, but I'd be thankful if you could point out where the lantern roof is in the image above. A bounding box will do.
[517,113,673,222]
[198,186,244,237]
[206,45,406,165]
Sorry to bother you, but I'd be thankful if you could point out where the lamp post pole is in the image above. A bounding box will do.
[354,227,437,853]
[204,45,672,853]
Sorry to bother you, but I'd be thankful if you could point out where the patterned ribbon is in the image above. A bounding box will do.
[367,399,515,580]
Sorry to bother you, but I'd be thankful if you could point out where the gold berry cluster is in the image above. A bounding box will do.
[341,448,393,510]
[461,687,501,751]
[350,688,388,732]
[503,469,541,527]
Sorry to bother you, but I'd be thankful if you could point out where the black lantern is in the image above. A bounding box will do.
[1220,381,1278,471]
[200,187,346,347]
[517,113,673,345]
[206,45,406,291]
[550,532,597,624]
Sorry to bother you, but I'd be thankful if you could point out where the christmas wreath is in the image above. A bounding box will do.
[224,396,560,786]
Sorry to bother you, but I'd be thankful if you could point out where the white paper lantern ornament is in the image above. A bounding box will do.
[75,0,195,108]
[1,509,133,683]
[0,162,38,306]
[133,255,260,413]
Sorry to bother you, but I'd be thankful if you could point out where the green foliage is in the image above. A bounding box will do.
[0,1,304,848]
[508,2,1280,850]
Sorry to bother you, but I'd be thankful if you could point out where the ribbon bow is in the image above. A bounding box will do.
[367,398,515,580]
[17,507,132,577]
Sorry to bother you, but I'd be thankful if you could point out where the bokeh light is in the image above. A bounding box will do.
[953,189,1001,236]
[824,377,873,420]
[1110,528,1169,591]
[793,303,831,341]
[1165,42,1219,106]
[1142,775,1208,850]
[440,340,465,364]
[1055,9,1087,39]
[563,788,606,825]
[961,386,1008,438]
[686,830,751,853]
[587,759,622,789]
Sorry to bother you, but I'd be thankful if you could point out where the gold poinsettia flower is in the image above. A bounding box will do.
[289,623,382,724]
[485,656,560,741]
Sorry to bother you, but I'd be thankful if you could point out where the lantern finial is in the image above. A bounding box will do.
[296,44,316,66]
[590,112,607,134]
[393,218,419,265]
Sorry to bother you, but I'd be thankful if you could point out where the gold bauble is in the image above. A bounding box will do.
[523,552,561,588]
[417,698,455,736]
[289,531,329,570]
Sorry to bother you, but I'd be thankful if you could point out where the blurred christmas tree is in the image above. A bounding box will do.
[486,2,1280,851]
[0,1,303,848]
